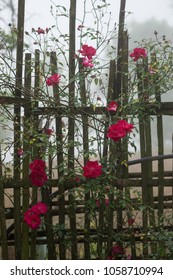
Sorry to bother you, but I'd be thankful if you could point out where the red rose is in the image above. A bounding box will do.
[24,202,48,230]
[107,123,126,142]
[107,101,118,112]
[116,119,134,133]
[128,218,135,226]
[107,120,134,142]
[45,128,53,135]
[46,73,61,86]
[24,209,41,230]
[83,160,102,178]
[78,44,96,59]
[31,202,48,215]
[29,170,48,187]
[29,159,46,172]
[130,47,147,61]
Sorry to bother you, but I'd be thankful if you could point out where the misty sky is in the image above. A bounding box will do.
[24,0,173,34]
[1,0,173,45]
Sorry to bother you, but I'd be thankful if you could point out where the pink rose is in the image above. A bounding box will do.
[130,47,147,61]
[82,57,94,68]
[17,148,23,156]
[46,73,61,86]
[78,44,96,59]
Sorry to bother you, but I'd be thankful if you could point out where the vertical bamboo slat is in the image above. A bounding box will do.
[115,0,127,241]
[13,0,25,260]
[155,87,164,219]
[79,59,90,259]
[30,49,40,259]
[105,60,116,254]
[0,147,8,259]
[50,52,65,259]
[0,182,8,259]
[68,0,77,259]
[137,65,149,256]
[21,53,32,259]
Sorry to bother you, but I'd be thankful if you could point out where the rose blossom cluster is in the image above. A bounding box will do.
[82,160,102,178]
[29,159,48,187]
[24,202,48,230]
[107,119,134,142]
[78,44,96,68]
[130,47,147,61]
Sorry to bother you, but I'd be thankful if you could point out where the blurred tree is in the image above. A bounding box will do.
[0,0,17,51]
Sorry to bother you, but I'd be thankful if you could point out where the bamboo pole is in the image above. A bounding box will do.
[79,58,90,259]
[21,53,32,259]
[13,0,25,259]
[50,51,65,259]
[30,49,40,259]
[137,64,148,256]
[0,146,8,259]
[105,60,116,254]
[115,0,127,245]
[68,0,77,259]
